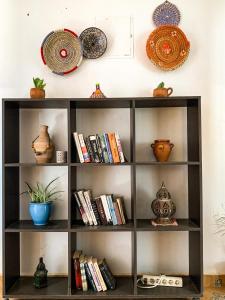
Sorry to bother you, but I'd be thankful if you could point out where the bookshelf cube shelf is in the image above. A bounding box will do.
[2,97,202,299]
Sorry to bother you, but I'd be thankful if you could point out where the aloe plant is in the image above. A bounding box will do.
[33,77,46,90]
[157,82,165,88]
[21,177,63,203]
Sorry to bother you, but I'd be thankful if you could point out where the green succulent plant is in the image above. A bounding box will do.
[21,177,63,203]
[33,77,46,90]
[157,82,165,88]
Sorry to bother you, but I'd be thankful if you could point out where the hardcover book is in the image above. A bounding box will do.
[85,137,94,162]
[96,134,104,162]
[87,257,102,291]
[99,133,110,163]
[113,201,123,225]
[73,132,84,163]
[108,133,120,163]
[100,195,112,224]
[78,133,91,163]
[79,255,88,291]
[73,192,88,225]
[92,258,107,291]
[95,197,108,225]
[84,261,97,291]
[73,250,82,290]
[106,195,117,225]
[84,190,97,226]
[77,190,93,225]
[89,135,101,163]
[91,199,102,225]
[104,133,113,163]
[98,259,116,290]
[115,132,125,163]
[116,197,127,225]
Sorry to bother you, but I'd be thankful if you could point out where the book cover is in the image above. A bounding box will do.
[79,255,88,292]
[73,192,88,225]
[120,197,128,224]
[108,133,120,163]
[73,132,84,163]
[98,259,116,290]
[100,195,112,224]
[73,251,82,290]
[116,197,126,225]
[89,135,101,163]
[84,190,97,226]
[107,195,117,226]
[115,132,125,163]
[77,190,93,226]
[84,262,97,291]
[99,133,110,163]
[96,134,104,163]
[91,199,102,225]
[85,137,94,162]
[92,258,107,291]
[95,197,108,225]
[104,133,113,163]
[78,134,91,163]
[87,257,102,291]
[113,200,123,225]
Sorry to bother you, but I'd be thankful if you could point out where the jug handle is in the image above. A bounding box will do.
[167,88,173,96]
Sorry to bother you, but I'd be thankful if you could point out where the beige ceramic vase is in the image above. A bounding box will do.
[32,125,54,164]
[151,139,174,162]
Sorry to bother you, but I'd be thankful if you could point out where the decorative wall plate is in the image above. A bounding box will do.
[79,27,107,59]
[153,1,181,27]
[146,25,190,71]
[41,29,82,75]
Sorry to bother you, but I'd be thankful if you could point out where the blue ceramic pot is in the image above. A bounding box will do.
[29,202,52,226]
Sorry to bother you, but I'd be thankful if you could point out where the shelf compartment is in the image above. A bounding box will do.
[134,97,199,108]
[71,220,134,232]
[136,219,200,232]
[70,99,132,109]
[5,276,68,298]
[71,276,134,298]
[5,220,68,232]
[137,276,200,298]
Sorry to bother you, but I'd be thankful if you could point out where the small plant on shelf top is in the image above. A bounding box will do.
[21,177,63,226]
[30,77,46,99]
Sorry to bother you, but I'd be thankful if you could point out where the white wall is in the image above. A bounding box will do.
[0,0,225,275]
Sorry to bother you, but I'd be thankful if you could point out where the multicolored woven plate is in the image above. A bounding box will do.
[146,25,190,71]
[153,1,181,27]
[41,29,82,75]
[79,27,107,59]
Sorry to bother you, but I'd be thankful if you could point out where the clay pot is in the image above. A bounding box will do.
[151,139,174,162]
[32,125,54,164]
[153,87,173,97]
[30,88,45,99]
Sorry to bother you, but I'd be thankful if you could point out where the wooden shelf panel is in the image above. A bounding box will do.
[5,276,68,298]
[72,277,134,298]
[71,162,132,167]
[136,219,200,232]
[71,221,134,232]
[137,276,201,298]
[135,161,200,166]
[4,163,69,167]
[5,220,68,232]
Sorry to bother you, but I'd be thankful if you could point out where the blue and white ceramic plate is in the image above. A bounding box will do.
[153,1,181,27]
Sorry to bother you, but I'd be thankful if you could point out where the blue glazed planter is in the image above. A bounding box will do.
[29,202,52,226]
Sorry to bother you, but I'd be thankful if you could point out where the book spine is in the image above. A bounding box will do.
[107,195,117,225]
[95,197,108,225]
[116,198,126,224]
[84,262,97,292]
[100,195,112,224]
[84,190,98,226]
[73,132,84,163]
[108,133,120,163]
[88,261,102,291]
[91,200,102,225]
[93,261,107,291]
[104,133,113,163]
[73,192,88,225]
[115,132,125,163]
[113,201,122,225]
[99,134,110,163]
[80,262,88,291]
[85,137,94,162]
[96,134,104,162]
[74,258,82,290]
[78,191,93,225]
[89,135,100,163]
[98,261,116,290]
[78,134,91,163]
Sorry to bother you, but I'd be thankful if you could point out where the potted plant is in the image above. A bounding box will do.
[153,82,173,97]
[21,177,63,226]
[30,77,46,99]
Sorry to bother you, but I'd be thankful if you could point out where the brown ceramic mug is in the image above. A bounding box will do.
[153,87,173,97]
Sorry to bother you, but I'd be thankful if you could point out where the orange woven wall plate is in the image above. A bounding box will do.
[146,25,190,71]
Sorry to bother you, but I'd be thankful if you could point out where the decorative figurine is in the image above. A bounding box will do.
[90,83,106,99]
[34,257,48,288]
[151,139,174,162]
[32,125,54,164]
[151,182,176,225]
[153,82,173,97]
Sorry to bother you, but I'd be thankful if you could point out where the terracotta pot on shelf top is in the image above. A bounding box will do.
[153,87,173,97]
[151,139,174,162]
[30,88,45,99]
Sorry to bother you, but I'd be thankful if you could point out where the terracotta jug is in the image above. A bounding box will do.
[151,139,174,162]
[153,87,173,97]
[32,125,54,164]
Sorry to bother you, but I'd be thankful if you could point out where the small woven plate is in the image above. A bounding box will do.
[146,25,190,71]
[153,1,181,27]
[79,27,107,59]
[41,29,82,75]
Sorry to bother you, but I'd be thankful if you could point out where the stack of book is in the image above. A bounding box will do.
[73,132,125,163]
[74,190,128,226]
[73,251,116,292]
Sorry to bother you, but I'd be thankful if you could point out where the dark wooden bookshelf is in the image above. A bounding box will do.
[2,97,203,299]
